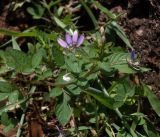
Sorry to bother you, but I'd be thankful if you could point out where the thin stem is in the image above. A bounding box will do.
[87,87,102,93]
[115,108,123,119]
[16,114,25,137]
[95,106,99,135]
[97,78,109,96]
[137,97,141,112]
[96,79,138,137]
[41,17,52,23]
[97,79,123,117]
[16,86,36,137]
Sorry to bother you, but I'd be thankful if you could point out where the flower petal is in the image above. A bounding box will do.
[77,34,84,47]
[63,73,71,82]
[72,30,78,44]
[65,32,72,45]
[130,50,135,61]
[57,39,68,48]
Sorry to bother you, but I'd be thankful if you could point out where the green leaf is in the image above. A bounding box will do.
[0,82,19,102]
[109,85,126,108]
[27,3,45,19]
[28,43,35,54]
[114,64,136,74]
[32,48,44,68]
[77,77,88,87]
[2,49,33,73]
[13,1,26,11]
[85,87,115,109]
[38,69,53,80]
[8,90,19,104]
[52,46,64,67]
[65,54,82,73]
[55,93,72,125]
[117,130,132,137]
[78,126,92,131]
[105,127,113,137]
[42,0,60,10]
[144,84,160,117]
[108,52,136,73]
[1,112,10,126]
[0,28,37,37]
[143,120,160,137]
[27,7,35,16]
[0,81,16,93]
[66,85,82,95]
[93,1,116,19]
[82,46,98,59]
[12,37,21,50]
[53,16,67,29]
[0,28,57,43]
[108,52,127,65]
[98,62,111,72]
[57,7,64,16]
[110,21,133,49]
[50,87,62,97]
[109,77,135,104]
[86,77,135,110]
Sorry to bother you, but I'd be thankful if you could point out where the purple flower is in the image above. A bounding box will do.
[57,30,84,48]
[130,49,135,61]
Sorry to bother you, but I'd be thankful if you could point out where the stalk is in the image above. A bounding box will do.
[97,79,138,137]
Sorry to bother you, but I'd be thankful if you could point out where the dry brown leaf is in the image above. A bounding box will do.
[0,124,18,137]
[29,120,44,137]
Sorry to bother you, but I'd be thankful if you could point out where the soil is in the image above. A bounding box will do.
[97,0,160,97]
[118,0,160,98]
[122,18,160,97]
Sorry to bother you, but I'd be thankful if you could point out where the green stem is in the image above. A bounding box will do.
[87,87,102,93]
[115,108,123,119]
[137,97,141,112]
[96,79,138,137]
[97,79,109,96]
[16,114,25,137]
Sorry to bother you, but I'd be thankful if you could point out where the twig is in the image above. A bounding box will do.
[16,86,37,137]
[55,125,66,137]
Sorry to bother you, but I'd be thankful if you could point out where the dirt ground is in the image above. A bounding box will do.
[123,18,160,97]
[119,0,160,98]
[98,0,160,98]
